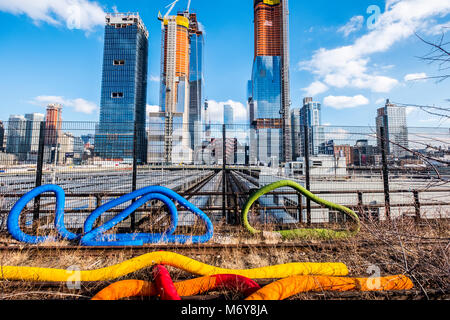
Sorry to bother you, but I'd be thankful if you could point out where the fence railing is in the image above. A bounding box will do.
[0,121,448,231]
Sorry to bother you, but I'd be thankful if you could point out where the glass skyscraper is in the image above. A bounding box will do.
[299,97,325,156]
[95,13,149,163]
[6,115,27,160]
[248,0,291,165]
[376,99,409,158]
[188,13,204,152]
[224,104,234,128]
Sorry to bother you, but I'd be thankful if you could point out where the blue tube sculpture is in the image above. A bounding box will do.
[7,185,80,244]
[7,185,214,246]
[81,186,214,246]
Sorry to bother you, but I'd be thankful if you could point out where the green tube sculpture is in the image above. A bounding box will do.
[241,180,360,240]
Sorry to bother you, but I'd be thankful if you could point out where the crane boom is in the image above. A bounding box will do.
[186,0,191,12]
[163,0,180,19]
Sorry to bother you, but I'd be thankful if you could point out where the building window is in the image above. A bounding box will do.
[111,92,124,98]
[313,161,323,167]
[113,60,125,66]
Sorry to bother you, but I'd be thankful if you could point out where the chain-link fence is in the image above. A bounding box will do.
[0,120,448,233]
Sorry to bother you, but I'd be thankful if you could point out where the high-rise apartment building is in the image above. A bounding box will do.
[376,99,409,158]
[249,0,291,165]
[96,13,149,163]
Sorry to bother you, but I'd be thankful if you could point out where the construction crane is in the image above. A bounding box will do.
[158,0,180,21]
[186,0,191,12]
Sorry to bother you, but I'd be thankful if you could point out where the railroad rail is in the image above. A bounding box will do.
[0,238,448,254]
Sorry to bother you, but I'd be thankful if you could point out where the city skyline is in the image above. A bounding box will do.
[0,0,449,129]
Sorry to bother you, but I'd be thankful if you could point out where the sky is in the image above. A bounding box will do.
[0,0,449,129]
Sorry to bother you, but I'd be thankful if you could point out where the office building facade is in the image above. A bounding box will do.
[96,13,149,163]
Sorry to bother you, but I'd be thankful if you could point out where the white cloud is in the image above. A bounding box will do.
[404,72,428,82]
[338,15,364,37]
[302,81,328,97]
[0,0,106,32]
[423,21,449,35]
[31,95,98,114]
[375,98,387,105]
[207,100,248,124]
[149,75,160,82]
[406,106,416,115]
[146,104,160,114]
[325,128,350,141]
[323,95,370,109]
[299,0,450,94]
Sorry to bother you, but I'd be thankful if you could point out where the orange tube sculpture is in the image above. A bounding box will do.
[245,275,414,300]
[92,274,261,300]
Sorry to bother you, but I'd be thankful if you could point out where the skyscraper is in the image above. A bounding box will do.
[0,120,5,152]
[188,13,205,152]
[157,12,191,164]
[25,113,44,155]
[249,0,291,165]
[376,99,409,158]
[224,104,234,128]
[153,8,205,164]
[299,97,324,156]
[44,104,62,147]
[6,115,27,160]
[96,13,149,163]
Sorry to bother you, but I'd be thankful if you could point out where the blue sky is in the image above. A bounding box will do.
[0,0,449,128]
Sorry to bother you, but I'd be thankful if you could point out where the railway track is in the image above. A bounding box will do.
[0,238,447,255]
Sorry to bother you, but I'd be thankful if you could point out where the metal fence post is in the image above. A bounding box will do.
[222,124,227,223]
[303,125,312,225]
[297,193,303,223]
[131,121,138,231]
[357,191,365,220]
[413,191,421,223]
[33,121,45,228]
[379,127,391,221]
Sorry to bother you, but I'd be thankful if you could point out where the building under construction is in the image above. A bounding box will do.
[249,0,292,166]
[149,2,204,164]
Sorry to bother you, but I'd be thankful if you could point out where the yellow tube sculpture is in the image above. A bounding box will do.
[245,275,414,300]
[0,251,348,282]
